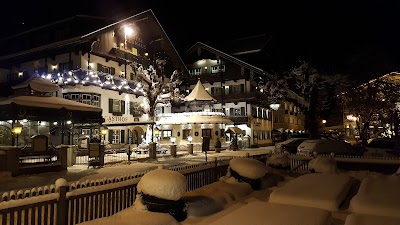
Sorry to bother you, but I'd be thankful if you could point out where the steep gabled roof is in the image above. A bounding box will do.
[184,42,274,80]
[219,34,271,56]
[0,10,188,76]
[184,79,216,102]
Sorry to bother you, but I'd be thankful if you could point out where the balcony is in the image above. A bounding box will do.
[227,116,249,124]
[212,92,257,102]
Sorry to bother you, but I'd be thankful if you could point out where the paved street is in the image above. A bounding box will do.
[0,146,274,194]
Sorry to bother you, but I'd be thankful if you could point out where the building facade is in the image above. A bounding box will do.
[0,10,188,148]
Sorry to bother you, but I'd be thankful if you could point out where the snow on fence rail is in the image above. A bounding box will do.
[3,152,396,225]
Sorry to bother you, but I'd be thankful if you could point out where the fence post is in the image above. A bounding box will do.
[213,157,218,182]
[56,178,68,225]
[246,153,250,158]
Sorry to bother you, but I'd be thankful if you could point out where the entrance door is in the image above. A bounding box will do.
[202,129,212,138]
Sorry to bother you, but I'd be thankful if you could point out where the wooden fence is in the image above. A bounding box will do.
[0,154,268,225]
[5,152,397,225]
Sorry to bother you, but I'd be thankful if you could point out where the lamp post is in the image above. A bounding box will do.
[170,136,177,157]
[100,126,108,144]
[270,103,280,143]
[12,121,23,147]
[187,136,193,154]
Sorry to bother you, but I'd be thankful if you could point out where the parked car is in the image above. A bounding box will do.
[364,138,400,157]
[274,138,309,154]
[297,139,363,156]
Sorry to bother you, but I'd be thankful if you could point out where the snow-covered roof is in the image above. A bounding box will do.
[0,96,102,112]
[12,76,60,93]
[184,79,216,102]
[156,112,233,125]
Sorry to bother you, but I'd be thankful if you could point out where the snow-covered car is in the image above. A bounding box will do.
[364,138,400,157]
[274,138,308,154]
[297,139,363,156]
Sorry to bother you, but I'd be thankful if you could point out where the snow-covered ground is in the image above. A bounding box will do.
[2,145,400,225]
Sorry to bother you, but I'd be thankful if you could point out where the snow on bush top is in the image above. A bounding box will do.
[229,157,267,179]
[308,156,337,174]
[137,169,186,201]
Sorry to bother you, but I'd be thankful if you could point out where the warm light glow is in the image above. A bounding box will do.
[144,52,149,56]
[124,26,134,36]
[66,121,72,125]
[346,115,358,122]
[12,122,23,135]
[322,119,327,124]
[100,126,108,135]
[188,136,193,143]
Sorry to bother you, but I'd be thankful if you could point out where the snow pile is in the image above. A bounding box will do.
[349,176,400,218]
[183,179,252,216]
[308,156,337,174]
[344,214,400,225]
[229,157,267,179]
[209,201,331,225]
[228,157,268,190]
[267,154,290,169]
[77,206,181,225]
[269,173,354,211]
[137,169,186,201]
[135,168,187,222]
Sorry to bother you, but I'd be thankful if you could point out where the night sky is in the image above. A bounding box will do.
[1,0,399,82]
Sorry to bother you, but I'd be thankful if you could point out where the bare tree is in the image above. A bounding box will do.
[136,59,185,144]
[342,73,400,145]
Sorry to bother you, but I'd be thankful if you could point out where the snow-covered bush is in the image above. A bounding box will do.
[227,157,268,190]
[308,155,337,174]
[134,169,187,222]
[267,153,290,170]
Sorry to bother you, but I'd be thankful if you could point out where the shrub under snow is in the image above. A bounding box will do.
[308,156,337,174]
[135,169,187,222]
[228,157,268,190]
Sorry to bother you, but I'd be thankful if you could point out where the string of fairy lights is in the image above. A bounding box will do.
[37,67,147,96]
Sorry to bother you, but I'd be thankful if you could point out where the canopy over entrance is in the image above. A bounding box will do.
[226,126,243,134]
[0,96,103,123]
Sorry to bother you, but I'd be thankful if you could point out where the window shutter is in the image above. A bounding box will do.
[241,107,245,116]
[129,101,134,115]
[120,130,125,143]
[110,67,116,75]
[108,130,114,143]
[108,99,113,113]
[97,63,103,72]
[229,108,233,116]
[229,86,232,94]
[161,107,164,113]
[58,63,63,72]
[121,100,125,114]
[211,87,215,95]
[240,84,245,93]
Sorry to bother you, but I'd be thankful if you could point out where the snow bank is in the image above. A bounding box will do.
[137,169,186,201]
[77,206,180,225]
[209,201,331,225]
[183,179,252,216]
[229,158,267,179]
[344,214,400,225]
[308,156,337,173]
[269,173,354,211]
[349,176,400,218]
[267,154,290,168]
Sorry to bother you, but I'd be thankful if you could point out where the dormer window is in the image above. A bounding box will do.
[189,68,201,76]
[211,65,225,73]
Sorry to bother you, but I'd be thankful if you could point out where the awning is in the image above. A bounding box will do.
[0,95,103,123]
[226,126,243,134]
[156,113,233,125]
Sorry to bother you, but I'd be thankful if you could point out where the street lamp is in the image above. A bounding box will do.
[170,136,176,145]
[100,126,108,144]
[187,136,193,143]
[12,121,23,147]
[270,103,280,143]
